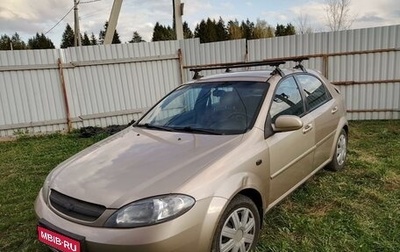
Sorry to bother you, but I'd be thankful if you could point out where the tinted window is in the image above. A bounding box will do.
[296,74,330,111]
[270,77,304,121]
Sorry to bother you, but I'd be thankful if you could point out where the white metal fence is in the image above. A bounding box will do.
[0,25,399,137]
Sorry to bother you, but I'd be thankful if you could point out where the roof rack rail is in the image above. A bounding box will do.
[189,56,309,79]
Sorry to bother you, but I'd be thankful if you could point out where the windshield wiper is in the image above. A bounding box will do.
[176,126,222,135]
[136,123,176,132]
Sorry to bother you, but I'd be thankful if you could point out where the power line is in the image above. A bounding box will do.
[80,0,101,4]
[80,9,105,19]
[44,6,74,35]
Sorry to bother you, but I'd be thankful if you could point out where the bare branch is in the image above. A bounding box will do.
[295,13,315,34]
[325,0,355,31]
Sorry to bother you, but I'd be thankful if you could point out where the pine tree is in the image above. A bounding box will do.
[183,22,193,39]
[285,23,296,35]
[11,33,27,50]
[275,23,296,37]
[216,17,228,41]
[27,33,55,49]
[129,31,145,43]
[82,32,91,46]
[0,33,27,50]
[152,22,175,41]
[99,21,121,44]
[240,19,255,40]
[194,18,230,43]
[90,33,97,45]
[275,23,296,36]
[0,34,12,50]
[61,24,75,48]
[194,20,207,43]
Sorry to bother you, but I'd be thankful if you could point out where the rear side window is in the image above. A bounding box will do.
[296,74,331,111]
[270,77,304,121]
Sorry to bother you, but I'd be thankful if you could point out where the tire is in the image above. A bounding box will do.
[211,195,260,252]
[326,128,347,171]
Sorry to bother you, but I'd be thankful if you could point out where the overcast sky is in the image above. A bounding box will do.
[1,0,399,48]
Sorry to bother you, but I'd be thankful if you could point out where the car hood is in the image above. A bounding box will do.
[49,127,242,208]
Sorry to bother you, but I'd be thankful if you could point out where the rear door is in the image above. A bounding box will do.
[295,74,340,169]
[266,76,315,205]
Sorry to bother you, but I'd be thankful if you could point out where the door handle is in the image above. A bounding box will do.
[303,123,313,134]
[331,106,338,114]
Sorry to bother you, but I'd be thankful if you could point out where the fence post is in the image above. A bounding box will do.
[57,58,72,132]
[178,49,184,84]
[322,55,329,79]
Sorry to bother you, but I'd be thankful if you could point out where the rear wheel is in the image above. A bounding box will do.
[326,129,347,171]
[211,195,260,252]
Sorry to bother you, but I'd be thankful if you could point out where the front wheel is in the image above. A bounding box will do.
[326,128,347,171]
[211,195,260,252]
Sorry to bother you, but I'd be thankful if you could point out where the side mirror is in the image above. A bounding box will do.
[273,115,303,132]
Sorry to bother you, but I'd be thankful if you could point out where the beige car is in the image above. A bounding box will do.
[35,59,348,252]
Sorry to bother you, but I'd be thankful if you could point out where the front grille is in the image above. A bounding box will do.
[50,190,106,221]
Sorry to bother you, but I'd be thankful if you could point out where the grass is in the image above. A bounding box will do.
[0,121,399,251]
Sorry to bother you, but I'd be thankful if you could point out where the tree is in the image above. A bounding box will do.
[99,21,122,44]
[325,0,355,31]
[61,24,75,48]
[240,19,255,40]
[0,33,27,50]
[90,33,97,45]
[129,31,145,43]
[285,23,296,35]
[152,22,175,41]
[216,17,228,41]
[81,32,91,46]
[295,13,314,34]
[275,23,296,36]
[227,20,242,40]
[183,22,193,39]
[0,34,12,50]
[194,18,227,43]
[27,33,55,49]
[194,19,214,43]
[253,19,274,39]
[194,19,207,42]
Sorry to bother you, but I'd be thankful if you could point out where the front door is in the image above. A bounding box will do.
[266,76,316,205]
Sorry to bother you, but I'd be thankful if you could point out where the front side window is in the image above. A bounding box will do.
[270,77,304,121]
[296,74,331,111]
[137,81,269,135]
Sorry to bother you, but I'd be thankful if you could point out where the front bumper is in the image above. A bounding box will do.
[35,188,227,252]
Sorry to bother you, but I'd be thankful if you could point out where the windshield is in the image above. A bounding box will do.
[137,81,269,135]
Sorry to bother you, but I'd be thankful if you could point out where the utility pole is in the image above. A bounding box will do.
[173,0,184,40]
[74,0,81,46]
[104,0,123,45]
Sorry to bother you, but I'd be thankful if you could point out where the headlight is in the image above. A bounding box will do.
[104,194,195,228]
[42,175,51,204]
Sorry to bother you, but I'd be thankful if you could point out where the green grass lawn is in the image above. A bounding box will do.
[0,121,399,251]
